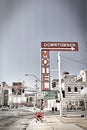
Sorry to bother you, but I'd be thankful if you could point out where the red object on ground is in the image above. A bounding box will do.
[35,112,44,120]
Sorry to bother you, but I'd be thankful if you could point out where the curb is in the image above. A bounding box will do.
[26,119,36,130]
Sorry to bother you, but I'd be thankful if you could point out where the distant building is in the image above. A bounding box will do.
[0,83,2,106]
[0,82,10,107]
[10,82,35,108]
[10,82,26,108]
[0,81,36,108]
[52,69,87,111]
[75,69,87,82]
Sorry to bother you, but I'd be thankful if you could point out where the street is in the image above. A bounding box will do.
[0,107,59,130]
[0,107,35,130]
[0,107,87,130]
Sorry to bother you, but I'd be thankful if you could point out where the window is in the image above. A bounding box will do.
[81,87,83,89]
[68,87,71,92]
[26,98,28,103]
[62,90,65,98]
[4,90,8,94]
[30,97,33,101]
[79,100,84,106]
[74,87,78,92]
[52,82,56,88]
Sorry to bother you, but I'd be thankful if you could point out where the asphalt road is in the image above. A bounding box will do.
[0,108,35,130]
[0,107,87,130]
[0,107,60,130]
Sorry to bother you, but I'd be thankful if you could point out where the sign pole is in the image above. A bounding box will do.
[41,42,78,116]
[58,51,62,117]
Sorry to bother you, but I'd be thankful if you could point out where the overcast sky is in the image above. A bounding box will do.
[0,0,87,87]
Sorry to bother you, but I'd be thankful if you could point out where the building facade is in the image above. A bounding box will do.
[0,81,37,108]
[52,69,87,111]
[0,82,10,107]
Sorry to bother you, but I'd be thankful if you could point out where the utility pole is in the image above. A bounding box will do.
[58,52,62,117]
[34,79,38,110]
[1,85,4,107]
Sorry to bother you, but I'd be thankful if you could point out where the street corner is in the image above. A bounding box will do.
[26,118,36,130]
[30,121,52,130]
[26,116,51,130]
[32,125,53,130]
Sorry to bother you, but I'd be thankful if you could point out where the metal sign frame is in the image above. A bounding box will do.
[41,42,78,91]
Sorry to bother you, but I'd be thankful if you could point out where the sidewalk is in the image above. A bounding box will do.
[26,115,85,130]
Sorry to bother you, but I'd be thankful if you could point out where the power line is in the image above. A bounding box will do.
[61,55,87,65]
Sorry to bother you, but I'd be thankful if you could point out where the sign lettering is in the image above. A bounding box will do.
[41,42,78,51]
[41,42,78,91]
[41,50,50,90]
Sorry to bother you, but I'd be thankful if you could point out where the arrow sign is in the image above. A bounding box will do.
[41,42,78,51]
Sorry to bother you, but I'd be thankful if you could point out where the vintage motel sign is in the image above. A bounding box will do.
[41,42,78,117]
[41,42,78,91]
[41,42,78,51]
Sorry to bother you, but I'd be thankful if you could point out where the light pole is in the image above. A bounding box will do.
[1,85,4,108]
[25,74,41,82]
[58,52,62,117]
[25,74,40,110]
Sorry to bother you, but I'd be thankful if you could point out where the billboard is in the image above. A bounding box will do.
[12,82,24,95]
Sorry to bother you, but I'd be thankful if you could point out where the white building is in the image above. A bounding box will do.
[0,82,10,107]
[75,69,87,82]
[0,81,36,108]
[52,69,87,111]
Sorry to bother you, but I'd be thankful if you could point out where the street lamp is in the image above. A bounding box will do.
[25,74,41,82]
[25,74,40,110]
[58,52,62,117]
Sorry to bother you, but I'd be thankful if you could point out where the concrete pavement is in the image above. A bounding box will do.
[27,115,84,130]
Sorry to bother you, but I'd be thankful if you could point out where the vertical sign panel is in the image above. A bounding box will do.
[41,50,50,90]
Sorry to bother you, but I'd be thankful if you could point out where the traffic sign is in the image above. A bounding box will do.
[41,42,78,51]
[44,91,58,99]
[37,92,44,99]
